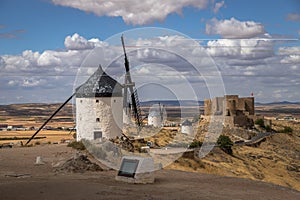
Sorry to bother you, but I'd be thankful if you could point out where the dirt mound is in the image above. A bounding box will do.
[54,154,103,173]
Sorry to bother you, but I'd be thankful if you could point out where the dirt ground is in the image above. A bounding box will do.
[0,144,299,200]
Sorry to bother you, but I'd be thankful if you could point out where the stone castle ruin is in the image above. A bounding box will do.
[204,95,256,128]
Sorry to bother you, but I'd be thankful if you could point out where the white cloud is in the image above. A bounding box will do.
[286,13,300,22]
[279,46,300,64]
[206,17,265,38]
[1,32,300,103]
[213,1,224,13]
[281,55,300,64]
[64,33,107,50]
[37,51,62,66]
[278,46,300,55]
[206,38,273,58]
[7,78,47,88]
[290,65,298,70]
[51,0,210,25]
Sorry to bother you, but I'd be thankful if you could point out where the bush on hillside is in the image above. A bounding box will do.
[281,126,293,133]
[189,140,203,149]
[67,141,86,150]
[217,135,233,155]
[255,118,265,128]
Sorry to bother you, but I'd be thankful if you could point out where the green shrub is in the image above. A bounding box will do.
[281,126,293,133]
[265,125,272,132]
[67,141,86,150]
[217,135,233,155]
[189,140,203,148]
[255,118,265,128]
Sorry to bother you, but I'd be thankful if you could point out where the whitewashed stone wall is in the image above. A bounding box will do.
[148,115,161,127]
[76,97,123,141]
[181,125,193,135]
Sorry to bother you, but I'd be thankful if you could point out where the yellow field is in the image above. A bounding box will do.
[0,130,74,145]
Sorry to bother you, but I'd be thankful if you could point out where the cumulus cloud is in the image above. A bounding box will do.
[37,51,62,66]
[206,38,273,59]
[64,33,107,50]
[1,32,300,103]
[0,33,97,98]
[286,13,300,22]
[51,0,210,25]
[213,1,225,13]
[7,78,47,88]
[281,55,300,64]
[278,46,300,55]
[205,17,265,38]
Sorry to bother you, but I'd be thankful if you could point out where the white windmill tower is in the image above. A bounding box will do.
[148,103,165,127]
[181,119,193,135]
[75,65,123,141]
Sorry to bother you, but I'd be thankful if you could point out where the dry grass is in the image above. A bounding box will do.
[0,130,74,145]
[166,119,300,191]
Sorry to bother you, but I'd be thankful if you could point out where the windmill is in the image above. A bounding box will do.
[121,35,143,130]
[25,35,143,145]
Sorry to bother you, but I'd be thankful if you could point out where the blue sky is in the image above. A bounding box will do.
[0,0,300,103]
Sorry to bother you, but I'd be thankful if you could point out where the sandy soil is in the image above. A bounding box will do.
[0,144,299,200]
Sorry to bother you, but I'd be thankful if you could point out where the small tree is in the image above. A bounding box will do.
[189,140,203,149]
[265,125,272,132]
[255,118,265,128]
[281,126,293,133]
[217,135,233,155]
[67,141,86,150]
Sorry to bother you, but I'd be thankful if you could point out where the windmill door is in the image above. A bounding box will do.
[94,131,102,140]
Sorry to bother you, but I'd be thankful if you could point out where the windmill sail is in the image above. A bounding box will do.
[121,35,143,128]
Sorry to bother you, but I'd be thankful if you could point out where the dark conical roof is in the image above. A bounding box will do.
[76,65,123,98]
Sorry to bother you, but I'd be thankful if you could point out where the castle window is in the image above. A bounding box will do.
[96,118,100,122]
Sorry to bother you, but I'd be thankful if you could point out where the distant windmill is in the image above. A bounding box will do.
[148,102,165,128]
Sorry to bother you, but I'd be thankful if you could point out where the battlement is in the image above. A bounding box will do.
[204,95,256,128]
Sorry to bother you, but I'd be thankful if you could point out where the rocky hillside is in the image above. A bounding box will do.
[168,132,300,191]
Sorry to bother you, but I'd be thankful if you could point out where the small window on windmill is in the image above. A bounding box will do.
[96,99,99,103]
[94,131,102,140]
[96,118,100,122]
[113,99,116,103]
[118,158,139,178]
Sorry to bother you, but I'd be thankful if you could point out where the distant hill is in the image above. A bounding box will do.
[0,103,73,117]
[140,100,204,107]
[1,100,299,117]
[255,101,300,106]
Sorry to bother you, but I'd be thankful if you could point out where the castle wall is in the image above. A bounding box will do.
[204,99,212,116]
[204,95,256,128]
